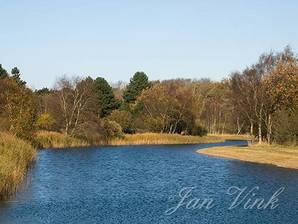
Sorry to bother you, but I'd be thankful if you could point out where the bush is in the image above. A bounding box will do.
[0,78,38,142]
[37,113,55,130]
[74,119,124,144]
[108,110,135,133]
[273,110,298,145]
[102,119,124,140]
[190,125,208,136]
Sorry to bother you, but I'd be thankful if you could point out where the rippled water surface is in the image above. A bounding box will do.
[1,141,298,224]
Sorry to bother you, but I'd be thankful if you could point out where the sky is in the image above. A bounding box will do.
[1,0,298,89]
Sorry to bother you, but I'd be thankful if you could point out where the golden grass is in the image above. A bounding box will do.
[35,131,251,148]
[208,134,252,140]
[35,131,89,149]
[0,132,36,200]
[108,133,229,145]
[198,143,298,169]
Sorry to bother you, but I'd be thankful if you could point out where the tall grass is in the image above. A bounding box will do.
[35,131,251,148]
[0,132,36,200]
[109,132,226,145]
[36,131,89,149]
[208,134,252,140]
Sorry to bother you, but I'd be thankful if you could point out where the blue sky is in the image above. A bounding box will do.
[1,0,298,89]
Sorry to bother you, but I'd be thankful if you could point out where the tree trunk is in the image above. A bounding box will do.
[169,124,173,134]
[258,117,262,143]
[222,117,226,134]
[65,121,69,135]
[267,114,272,144]
[236,117,240,135]
[250,120,254,136]
[236,117,243,135]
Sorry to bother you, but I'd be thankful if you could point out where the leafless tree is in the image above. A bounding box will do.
[55,76,96,135]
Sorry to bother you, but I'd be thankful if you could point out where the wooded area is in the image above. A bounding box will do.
[0,47,297,145]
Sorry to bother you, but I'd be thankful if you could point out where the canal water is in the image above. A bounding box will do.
[0,141,297,223]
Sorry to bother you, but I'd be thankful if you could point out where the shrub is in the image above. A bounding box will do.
[108,110,135,133]
[0,78,38,142]
[190,125,208,136]
[273,110,298,145]
[37,113,55,130]
[102,119,124,140]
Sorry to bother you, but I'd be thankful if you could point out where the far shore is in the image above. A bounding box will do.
[108,133,251,146]
[198,144,298,170]
[36,131,251,149]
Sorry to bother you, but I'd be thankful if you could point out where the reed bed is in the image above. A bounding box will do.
[207,134,252,140]
[0,132,36,200]
[35,131,250,149]
[36,131,89,149]
[109,133,226,145]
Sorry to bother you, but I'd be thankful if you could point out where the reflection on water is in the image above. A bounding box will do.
[0,141,298,224]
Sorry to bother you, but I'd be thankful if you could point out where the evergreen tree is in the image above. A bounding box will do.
[123,72,150,103]
[11,67,26,86]
[35,87,51,95]
[0,64,8,79]
[94,77,119,117]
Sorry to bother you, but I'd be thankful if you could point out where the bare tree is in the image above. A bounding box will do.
[55,76,96,135]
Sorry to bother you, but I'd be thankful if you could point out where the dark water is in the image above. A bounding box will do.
[1,141,298,224]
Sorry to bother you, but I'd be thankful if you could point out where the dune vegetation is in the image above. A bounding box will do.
[198,143,298,169]
[0,133,36,200]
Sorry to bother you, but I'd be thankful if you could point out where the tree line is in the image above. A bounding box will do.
[0,47,297,145]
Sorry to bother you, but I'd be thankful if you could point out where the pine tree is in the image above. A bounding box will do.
[11,67,26,86]
[123,72,150,103]
[0,64,8,79]
[94,77,119,117]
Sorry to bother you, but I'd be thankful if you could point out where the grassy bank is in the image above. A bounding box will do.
[207,134,252,141]
[198,144,298,169]
[0,133,36,200]
[36,132,251,148]
[36,131,89,149]
[108,133,243,145]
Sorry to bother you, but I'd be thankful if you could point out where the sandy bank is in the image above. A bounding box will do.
[198,144,298,170]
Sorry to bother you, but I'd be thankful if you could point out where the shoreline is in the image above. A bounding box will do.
[0,133,36,200]
[198,144,298,170]
[37,132,251,149]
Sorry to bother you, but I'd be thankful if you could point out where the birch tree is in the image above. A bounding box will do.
[55,76,96,135]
